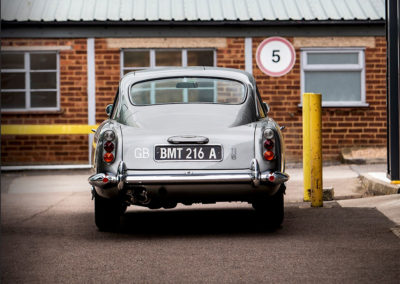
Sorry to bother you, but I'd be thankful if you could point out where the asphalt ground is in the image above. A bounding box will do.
[1,168,400,283]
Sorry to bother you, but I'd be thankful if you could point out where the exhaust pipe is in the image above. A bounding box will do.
[125,187,151,205]
[135,187,151,205]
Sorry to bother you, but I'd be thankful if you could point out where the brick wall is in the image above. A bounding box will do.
[1,39,89,165]
[217,38,246,70]
[1,36,387,165]
[94,39,120,124]
[252,36,387,162]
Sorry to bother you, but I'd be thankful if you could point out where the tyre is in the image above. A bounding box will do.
[252,184,285,228]
[94,191,125,232]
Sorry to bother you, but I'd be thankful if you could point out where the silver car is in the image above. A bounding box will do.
[89,67,289,231]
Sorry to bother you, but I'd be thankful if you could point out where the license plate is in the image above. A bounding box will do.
[155,145,222,161]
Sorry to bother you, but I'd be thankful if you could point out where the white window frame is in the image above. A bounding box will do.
[1,51,60,112]
[300,48,368,107]
[120,48,217,77]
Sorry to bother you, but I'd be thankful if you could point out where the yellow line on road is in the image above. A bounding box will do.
[1,125,98,135]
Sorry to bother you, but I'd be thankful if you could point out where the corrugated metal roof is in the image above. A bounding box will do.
[1,0,385,22]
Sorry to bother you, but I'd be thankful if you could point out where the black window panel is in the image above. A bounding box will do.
[1,73,25,89]
[30,72,57,89]
[30,53,57,70]
[1,92,25,108]
[1,53,25,69]
[188,50,214,66]
[31,91,57,108]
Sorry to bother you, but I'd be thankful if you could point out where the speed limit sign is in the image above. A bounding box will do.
[256,37,296,77]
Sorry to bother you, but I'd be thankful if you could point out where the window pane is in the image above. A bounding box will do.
[305,71,361,102]
[188,89,215,102]
[1,92,25,108]
[155,89,183,103]
[30,72,57,89]
[124,51,149,67]
[156,51,181,66]
[31,91,57,108]
[307,53,359,65]
[30,53,57,70]
[155,78,182,88]
[1,73,25,89]
[130,90,151,105]
[216,80,245,104]
[1,53,24,69]
[188,50,214,66]
[130,77,245,105]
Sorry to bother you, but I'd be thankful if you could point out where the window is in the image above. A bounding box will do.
[1,51,59,111]
[301,48,367,107]
[121,49,215,76]
[130,77,245,105]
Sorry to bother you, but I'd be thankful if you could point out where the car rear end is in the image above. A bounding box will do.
[89,69,288,207]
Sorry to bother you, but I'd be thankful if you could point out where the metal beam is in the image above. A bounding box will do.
[386,0,400,181]
[1,24,385,38]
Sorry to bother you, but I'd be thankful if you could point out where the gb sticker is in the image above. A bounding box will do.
[134,147,150,159]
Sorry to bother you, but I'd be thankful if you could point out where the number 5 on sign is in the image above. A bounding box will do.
[256,37,296,77]
[272,50,280,63]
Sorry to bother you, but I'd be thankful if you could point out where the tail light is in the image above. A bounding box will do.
[263,128,274,139]
[104,130,115,141]
[263,150,274,160]
[262,128,275,161]
[104,141,114,152]
[103,152,114,163]
[264,139,274,150]
[103,130,116,163]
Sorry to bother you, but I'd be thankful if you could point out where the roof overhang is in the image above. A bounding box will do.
[1,20,386,38]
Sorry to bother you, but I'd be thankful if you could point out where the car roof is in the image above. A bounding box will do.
[120,67,256,88]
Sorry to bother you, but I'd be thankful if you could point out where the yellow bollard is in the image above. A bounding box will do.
[302,93,311,201]
[310,93,323,207]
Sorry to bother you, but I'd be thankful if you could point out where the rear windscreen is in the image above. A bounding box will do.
[129,77,246,105]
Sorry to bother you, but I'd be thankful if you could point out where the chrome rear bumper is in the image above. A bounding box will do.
[89,160,289,190]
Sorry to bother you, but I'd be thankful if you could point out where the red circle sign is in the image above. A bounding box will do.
[256,37,296,77]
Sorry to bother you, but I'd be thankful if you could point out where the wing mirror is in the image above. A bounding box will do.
[105,104,113,117]
[263,102,270,114]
